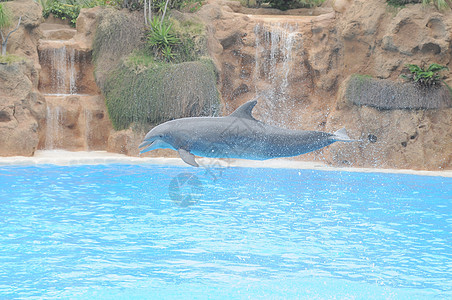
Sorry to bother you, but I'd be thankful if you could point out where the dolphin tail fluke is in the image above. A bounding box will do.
[331,128,356,142]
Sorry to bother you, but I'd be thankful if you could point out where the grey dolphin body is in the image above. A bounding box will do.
[139,100,355,167]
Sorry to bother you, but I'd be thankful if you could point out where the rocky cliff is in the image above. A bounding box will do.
[1,0,111,155]
[194,0,452,170]
[0,0,44,156]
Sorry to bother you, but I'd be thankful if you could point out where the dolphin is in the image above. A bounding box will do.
[139,100,355,167]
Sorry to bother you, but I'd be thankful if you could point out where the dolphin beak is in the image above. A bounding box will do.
[139,139,157,154]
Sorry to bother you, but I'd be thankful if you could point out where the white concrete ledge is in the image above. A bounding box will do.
[0,150,451,178]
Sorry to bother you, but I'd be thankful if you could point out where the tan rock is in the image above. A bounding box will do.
[333,0,353,13]
[0,60,45,156]
[39,95,112,151]
[2,0,43,67]
[73,7,103,51]
[3,0,42,29]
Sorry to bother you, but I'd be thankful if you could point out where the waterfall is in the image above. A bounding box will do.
[84,108,91,151]
[39,45,79,95]
[37,21,110,152]
[69,48,77,94]
[253,22,301,126]
[44,105,61,149]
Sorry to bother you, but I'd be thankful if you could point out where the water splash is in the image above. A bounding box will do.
[253,22,301,126]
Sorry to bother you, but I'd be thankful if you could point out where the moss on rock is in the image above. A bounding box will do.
[92,8,144,91]
[345,74,452,110]
[104,58,220,130]
[93,9,220,131]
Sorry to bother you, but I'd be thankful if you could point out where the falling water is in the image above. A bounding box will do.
[253,22,301,126]
[40,45,79,95]
[44,105,61,150]
[84,108,91,151]
[69,48,77,94]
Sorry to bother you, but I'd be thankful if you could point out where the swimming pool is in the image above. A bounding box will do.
[0,163,451,299]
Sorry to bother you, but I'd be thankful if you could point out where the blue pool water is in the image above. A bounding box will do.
[0,163,451,299]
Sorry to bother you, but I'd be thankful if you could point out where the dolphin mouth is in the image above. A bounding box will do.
[139,140,157,154]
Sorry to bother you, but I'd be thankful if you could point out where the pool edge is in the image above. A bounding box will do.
[0,150,451,178]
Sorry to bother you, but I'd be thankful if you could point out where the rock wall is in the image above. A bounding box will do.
[326,0,452,170]
[195,0,452,170]
[0,60,45,156]
[327,83,452,169]
[0,0,112,156]
[2,0,43,68]
[0,0,44,156]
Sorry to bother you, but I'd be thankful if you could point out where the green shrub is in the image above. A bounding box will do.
[42,0,113,27]
[146,16,207,63]
[93,7,217,131]
[268,0,325,11]
[168,18,207,62]
[103,58,220,130]
[386,0,450,9]
[401,63,449,88]
[43,2,81,26]
[147,16,180,62]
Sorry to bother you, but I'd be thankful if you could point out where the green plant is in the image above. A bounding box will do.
[147,16,180,61]
[386,0,450,9]
[170,18,206,62]
[42,0,113,27]
[424,0,449,9]
[43,1,80,27]
[0,3,10,29]
[0,53,25,64]
[401,63,449,88]
[126,50,157,70]
[267,0,325,10]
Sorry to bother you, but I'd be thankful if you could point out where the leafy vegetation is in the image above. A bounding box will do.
[92,5,218,130]
[146,17,206,63]
[40,0,112,27]
[386,0,450,9]
[267,0,326,11]
[90,0,218,130]
[401,63,449,88]
[147,16,180,62]
[43,2,80,26]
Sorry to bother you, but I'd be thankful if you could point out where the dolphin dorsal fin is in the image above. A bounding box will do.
[228,100,258,121]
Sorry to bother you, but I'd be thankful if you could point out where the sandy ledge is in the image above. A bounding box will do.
[0,150,451,178]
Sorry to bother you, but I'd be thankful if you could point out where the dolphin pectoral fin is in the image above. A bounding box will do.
[178,149,199,167]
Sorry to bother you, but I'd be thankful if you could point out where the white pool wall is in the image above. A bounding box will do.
[0,150,451,178]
